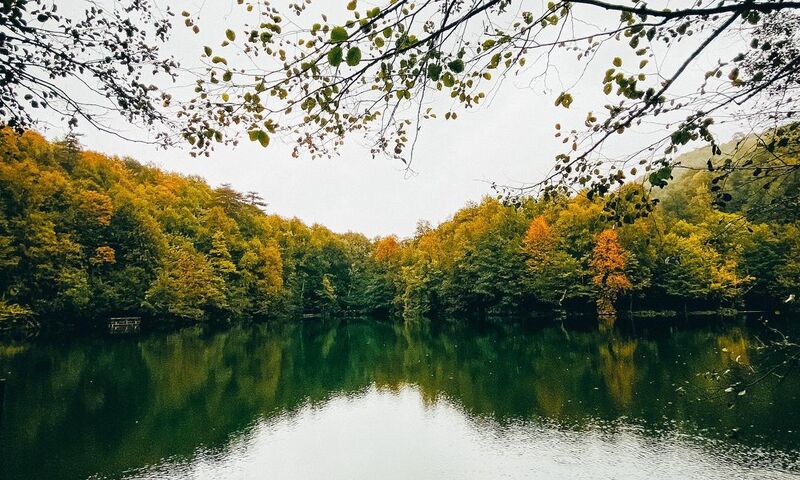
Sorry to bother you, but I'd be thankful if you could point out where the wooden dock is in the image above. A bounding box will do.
[108,317,141,334]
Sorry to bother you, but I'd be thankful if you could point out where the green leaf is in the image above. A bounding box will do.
[258,131,270,148]
[555,92,573,108]
[249,130,270,148]
[211,56,227,65]
[225,29,236,41]
[670,129,693,145]
[648,166,672,188]
[328,46,344,67]
[447,59,464,73]
[374,37,385,48]
[427,63,442,81]
[488,53,501,69]
[347,0,357,11]
[330,26,348,43]
[442,72,455,87]
[346,46,362,66]
[613,57,622,67]
[204,46,212,56]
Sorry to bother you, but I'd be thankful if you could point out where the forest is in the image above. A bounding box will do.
[0,128,798,330]
[4,2,800,478]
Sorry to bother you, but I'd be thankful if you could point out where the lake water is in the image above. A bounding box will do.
[0,318,798,479]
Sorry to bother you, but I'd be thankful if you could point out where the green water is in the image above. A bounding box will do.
[0,318,798,479]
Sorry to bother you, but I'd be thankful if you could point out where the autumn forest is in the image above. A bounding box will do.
[5,0,800,477]
[1,128,797,330]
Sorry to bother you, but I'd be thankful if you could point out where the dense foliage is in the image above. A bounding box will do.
[0,130,798,328]
[0,130,370,327]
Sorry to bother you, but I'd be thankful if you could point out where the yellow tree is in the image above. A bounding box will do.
[239,239,284,316]
[523,215,586,307]
[591,229,632,316]
[373,235,402,263]
[76,190,113,226]
[523,216,555,260]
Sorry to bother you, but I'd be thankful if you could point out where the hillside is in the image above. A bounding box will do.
[1,130,798,329]
[0,130,374,326]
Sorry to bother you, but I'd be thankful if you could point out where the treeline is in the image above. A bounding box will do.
[0,130,798,328]
[0,130,370,326]
[375,136,800,320]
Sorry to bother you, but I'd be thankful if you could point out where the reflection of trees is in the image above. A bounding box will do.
[717,328,750,367]
[598,336,638,409]
[598,314,616,333]
[1,321,798,480]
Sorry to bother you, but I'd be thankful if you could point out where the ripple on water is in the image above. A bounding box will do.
[113,385,800,480]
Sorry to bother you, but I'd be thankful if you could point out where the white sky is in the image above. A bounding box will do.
[35,1,748,238]
[73,82,561,239]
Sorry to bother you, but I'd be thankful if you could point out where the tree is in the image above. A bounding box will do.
[320,274,338,315]
[239,239,284,316]
[776,224,800,298]
[523,216,555,259]
[0,299,33,325]
[183,0,800,206]
[738,223,793,305]
[209,232,237,277]
[0,0,178,144]
[144,243,226,321]
[362,236,404,315]
[245,191,269,210]
[656,223,750,309]
[373,235,402,262]
[207,231,242,316]
[1,128,797,328]
[212,184,247,217]
[590,229,632,315]
[523,215,585,307]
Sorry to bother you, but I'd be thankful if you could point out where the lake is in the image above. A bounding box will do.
[0,317,798,479]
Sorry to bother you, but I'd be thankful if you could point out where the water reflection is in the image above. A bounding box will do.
[0,319,798,479]
[119,387,798,480]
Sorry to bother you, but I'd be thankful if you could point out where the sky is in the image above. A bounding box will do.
[36,0,748,238]
[71,77,562,239]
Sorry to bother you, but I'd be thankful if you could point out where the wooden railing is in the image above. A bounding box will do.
[108,317,141,333]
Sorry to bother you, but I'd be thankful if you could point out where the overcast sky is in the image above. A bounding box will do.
[38,0,747,238]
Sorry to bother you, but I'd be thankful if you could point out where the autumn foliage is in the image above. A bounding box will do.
[373,235,402,262]
[523,216,555,259]
[591,229,632,315]
[0,130,366,324]
[1,129,799,327]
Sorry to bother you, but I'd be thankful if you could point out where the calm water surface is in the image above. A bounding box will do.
[0,318,798,479]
